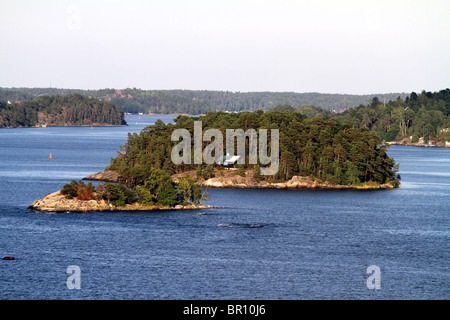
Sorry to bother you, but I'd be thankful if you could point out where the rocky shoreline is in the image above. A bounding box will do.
[385,137,449,148]
[83,171,119,182]
[85,170,399,191]
[200,174,398,190]
[29,169,399,213]
[28,190,220,213]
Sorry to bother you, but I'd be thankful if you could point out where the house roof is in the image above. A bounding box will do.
[222,155,241,163]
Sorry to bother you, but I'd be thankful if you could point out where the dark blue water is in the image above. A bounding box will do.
[0,115,449,300]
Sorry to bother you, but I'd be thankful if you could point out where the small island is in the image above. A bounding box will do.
[0,93,126,128]
[106,110,400,189]
[29,110,401,213]
[28,190,217,213]
[29,173,217,213]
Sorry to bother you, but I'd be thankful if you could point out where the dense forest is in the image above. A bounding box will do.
[291,89,450,143]
[108,88,211,114]
[107,110,399,196]
[0,93,126,128]
[335,89,450,143]
[0,87,406,114]
[2,86,446,141]
[0,87,212,115]
[164,90,406,113]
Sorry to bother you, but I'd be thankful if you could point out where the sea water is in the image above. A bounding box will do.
[0,115,448,299]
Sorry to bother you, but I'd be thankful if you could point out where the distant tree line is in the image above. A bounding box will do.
[0,93,126,128]
[0,87,407,115]
[165,90,407,113]
[0,87,212,115]
[109,88,211,114]
[3,87,446,142]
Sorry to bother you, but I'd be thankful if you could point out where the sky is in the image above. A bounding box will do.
[1,0,449,94]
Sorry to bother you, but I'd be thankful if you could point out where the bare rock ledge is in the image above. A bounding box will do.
[84,170,399,190]
[82,170,119,182]
[201,175,399,190]
[28,191,221,213]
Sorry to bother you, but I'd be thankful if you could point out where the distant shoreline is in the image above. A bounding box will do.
[385,141,449,149]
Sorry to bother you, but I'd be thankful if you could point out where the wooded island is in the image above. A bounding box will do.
[29,107,404,212]
[0,93,126,128]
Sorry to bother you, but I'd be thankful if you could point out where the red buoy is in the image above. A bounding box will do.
[49,153,53,159]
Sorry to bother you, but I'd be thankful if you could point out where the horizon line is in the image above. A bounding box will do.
[0,86,422,96]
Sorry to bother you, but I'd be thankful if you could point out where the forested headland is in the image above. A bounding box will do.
[279,89,450,145]
[0,93,126,128]
[334,89,450,145]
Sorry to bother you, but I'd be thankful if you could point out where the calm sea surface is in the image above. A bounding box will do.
[0,115,449,300]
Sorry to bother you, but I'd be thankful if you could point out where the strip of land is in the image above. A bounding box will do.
[84,169,399,190]
[28,190,220,213]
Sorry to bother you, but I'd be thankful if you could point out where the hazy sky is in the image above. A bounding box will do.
[1,0,449,94]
